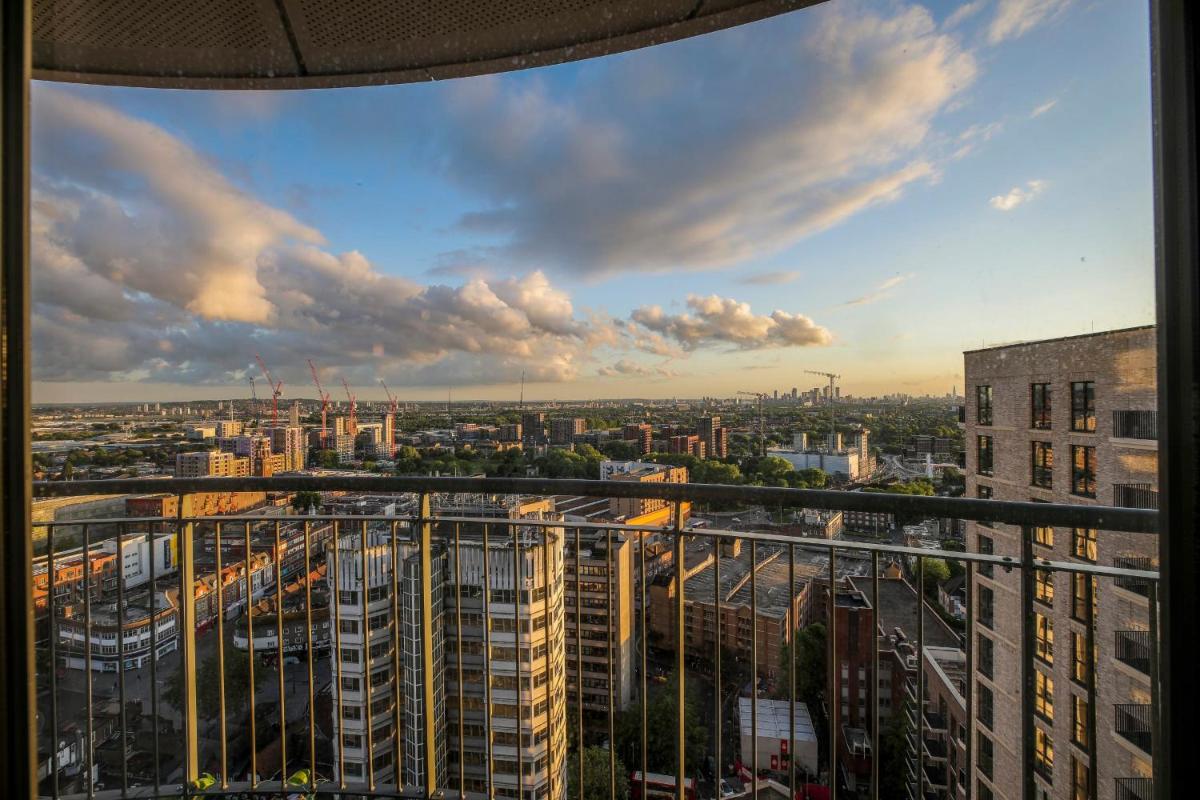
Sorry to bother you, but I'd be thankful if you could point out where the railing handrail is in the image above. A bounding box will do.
[32,476,1159,533]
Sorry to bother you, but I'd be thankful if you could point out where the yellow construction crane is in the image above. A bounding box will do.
[736,391,769,457]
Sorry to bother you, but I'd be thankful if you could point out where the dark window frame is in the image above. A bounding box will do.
[1031,383,1052,430]
[977,435,994,476]
[977,385,993,426]
[1031,441,1054,488]
[1070,381,1096,432]
[1071,445,1097,498]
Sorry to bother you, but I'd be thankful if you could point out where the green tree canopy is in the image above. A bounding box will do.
[567,746,630,800]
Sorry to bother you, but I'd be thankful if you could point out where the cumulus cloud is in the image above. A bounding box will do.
[739,270,802,286]
[989,180,1046,211]
[597,359,679,379]
[630,295,832,351]
[988,0,1071,44]
[417,1,974,277]
[840,273,915,307]
[944,0,987,29]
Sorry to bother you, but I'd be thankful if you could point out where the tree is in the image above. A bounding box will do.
[793,623,827,710]
[920,558,951,596]
[568,746,630,800]
[615,671,708,775]
[165,646,266,715]
[291,491,320,514]
[314,449,339,468]
[598,440,639,460]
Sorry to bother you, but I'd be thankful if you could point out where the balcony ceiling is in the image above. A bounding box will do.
[31,0,824,90]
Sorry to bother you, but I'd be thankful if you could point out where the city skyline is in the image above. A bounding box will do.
[30,0,1154,404]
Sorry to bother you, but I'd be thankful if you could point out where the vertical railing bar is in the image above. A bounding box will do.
[149,520,160,793]
[117,521,127,797]
[246,520,257,791]
[215,522,228,789]
[331,519,344,790]
[1020,527,1035,800]
[361,519,375,792]
[1085,571,1098,800]
[543,526,555,800]
[47,522,60,800]
[673,501,685,800]
[574,526,582,800]
[917,555,925,799]
[750,539,759,800]
[827,544,837,800]
[454,521,465,799]
[965,561,974,800]
[482,522,495,800]
[870,550,880,800]
[275,520,288,789]
[789,543,796,800]
[303,520,316,795]
[83,522,94,800]
[512,521,524,800]
[390,519,405,793]
[178,495,197,796]
[711,535,720,800]
[607,527,616,800]
[417,494,437,800]
[1147,580,1161,800]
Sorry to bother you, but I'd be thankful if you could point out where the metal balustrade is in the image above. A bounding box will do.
[29,476,1160,800]
[1112,410,1158,440]
[1115,630,1152,674]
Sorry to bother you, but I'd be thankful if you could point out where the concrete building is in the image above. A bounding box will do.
[738,696,819,776]
[963,326,1158,800]
[549,417,587,445]
[599,460,688,520]
[264,425,306,471]
[522,412,546,447]
[563,530,635,717]
[698,415,729,459]
[175,449,249,478]
[57,592,178,672]
[767,430,873,481]
[622,423,653,455]
[668,434,706,459]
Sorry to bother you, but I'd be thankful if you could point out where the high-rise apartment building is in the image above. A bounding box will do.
[621,423,652,455]
[563,531,634,718]
[698,415,728,459]
[964,326,1158,800]
[549,417,586,445]
[264,425,306,471]
[667,434,705,459]
[521,412,546,448]
[175,449,250,478]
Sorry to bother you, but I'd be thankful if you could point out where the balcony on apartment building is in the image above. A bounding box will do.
[1115,703,1154,756]
[1112,411,1159,441]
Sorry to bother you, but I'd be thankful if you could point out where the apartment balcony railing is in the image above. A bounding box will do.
[1114,483,1160,510]
[29,475,1159,800]
[1113,410,1159,440]
[1115,703,1154,755]
[1114,556,1155,597]
[1115,630,1153,675]
[1115,777,1154,800]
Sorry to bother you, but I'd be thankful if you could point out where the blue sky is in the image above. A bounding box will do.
[29,0,1155,403]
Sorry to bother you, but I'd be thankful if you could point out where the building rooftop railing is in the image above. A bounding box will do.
[29,476,1161,800]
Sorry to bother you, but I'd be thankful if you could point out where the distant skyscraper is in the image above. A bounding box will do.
[698,415,727,459]
[521,412,546,447]
[289,400,301,428]
[549,417,586,445]
[622,423,652,455]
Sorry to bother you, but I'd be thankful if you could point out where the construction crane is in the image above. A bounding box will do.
[736,391,769,457]
[379,379,398,415]
[249,376,260,428]
[308,359,331,447]
[254,353,283,427]
[805,370,841,450]
[341,377,357,437]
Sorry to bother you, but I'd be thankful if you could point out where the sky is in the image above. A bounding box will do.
[29,0,1156,404]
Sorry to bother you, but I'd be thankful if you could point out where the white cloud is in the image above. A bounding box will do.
[989,179,1046,211]
[1030,98,1058,118]
[739,270,802,286]
[944,0,987,29]
[988,0,1071,44]
[597,359,679,379]
[630,295,832,351]
[840,273,916,307]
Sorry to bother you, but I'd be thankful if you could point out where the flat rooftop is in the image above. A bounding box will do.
[853,576,959,648]
[738,696,816,742]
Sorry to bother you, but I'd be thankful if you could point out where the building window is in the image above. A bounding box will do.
[1071,446,1097,498]
[1072,695,1089,748]
[979,586,994,630]
[978,684,993,729]
[977,385,993,426]
[1071,574,1097,622]
[1072,528,1097,562]
[977,435,994,476]
[1034,613,1054,664]
[1072,632,1091,685]
[978,634,994,679]
[1031,441,1054,488]
[1034,570,1054,607]
[1033,524,1054,548]
[977,533,994,578]
[978,733,994,780]
[1034,728,1054,780]
[977,484,994,528]
[1070,381,1096,432]
[1031,383,1052,430]
[1072,758,1089,800]
[1034,670,1054,721]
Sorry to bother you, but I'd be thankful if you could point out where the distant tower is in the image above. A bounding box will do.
[289,400,301,428]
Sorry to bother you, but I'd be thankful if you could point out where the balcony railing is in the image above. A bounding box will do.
[1113,410,1159,440]
[1115,777,1154,800]
[1115,703,1154,754]
[1114,556,1155,597]
[29,476,1160,800]
[1114,483,1159,510]
[1115,630,1152,674]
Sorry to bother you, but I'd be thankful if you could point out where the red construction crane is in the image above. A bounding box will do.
[308,359,331,446]
[254,353,283,427]
[341,377,357,437]
[379,379,398,415]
